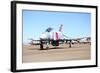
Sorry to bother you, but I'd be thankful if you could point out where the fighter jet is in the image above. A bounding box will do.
[29,24,91,50]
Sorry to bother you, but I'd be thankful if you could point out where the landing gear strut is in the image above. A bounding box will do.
[40,40,43,50]
[69,40,72,48]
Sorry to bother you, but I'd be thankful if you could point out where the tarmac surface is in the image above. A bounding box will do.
[22,43,91,63]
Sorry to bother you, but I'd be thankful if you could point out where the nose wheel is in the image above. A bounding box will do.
[40,40,49,50]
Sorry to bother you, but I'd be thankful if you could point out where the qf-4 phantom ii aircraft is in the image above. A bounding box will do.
[29,24,91,50]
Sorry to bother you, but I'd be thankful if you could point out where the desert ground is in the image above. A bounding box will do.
[22,43,91,63]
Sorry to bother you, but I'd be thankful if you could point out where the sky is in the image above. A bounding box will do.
[22,10,91,44]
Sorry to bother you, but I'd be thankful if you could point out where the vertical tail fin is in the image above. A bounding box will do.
[59,24,63,32]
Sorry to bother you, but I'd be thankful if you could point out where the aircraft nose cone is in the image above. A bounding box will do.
[40,33,46,39]
[40,32,50,39]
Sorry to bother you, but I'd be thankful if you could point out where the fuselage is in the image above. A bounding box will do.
[40,24,63,46]
[40,31,63,46]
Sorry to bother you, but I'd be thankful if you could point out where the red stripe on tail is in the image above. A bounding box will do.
[56,32,58,40]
